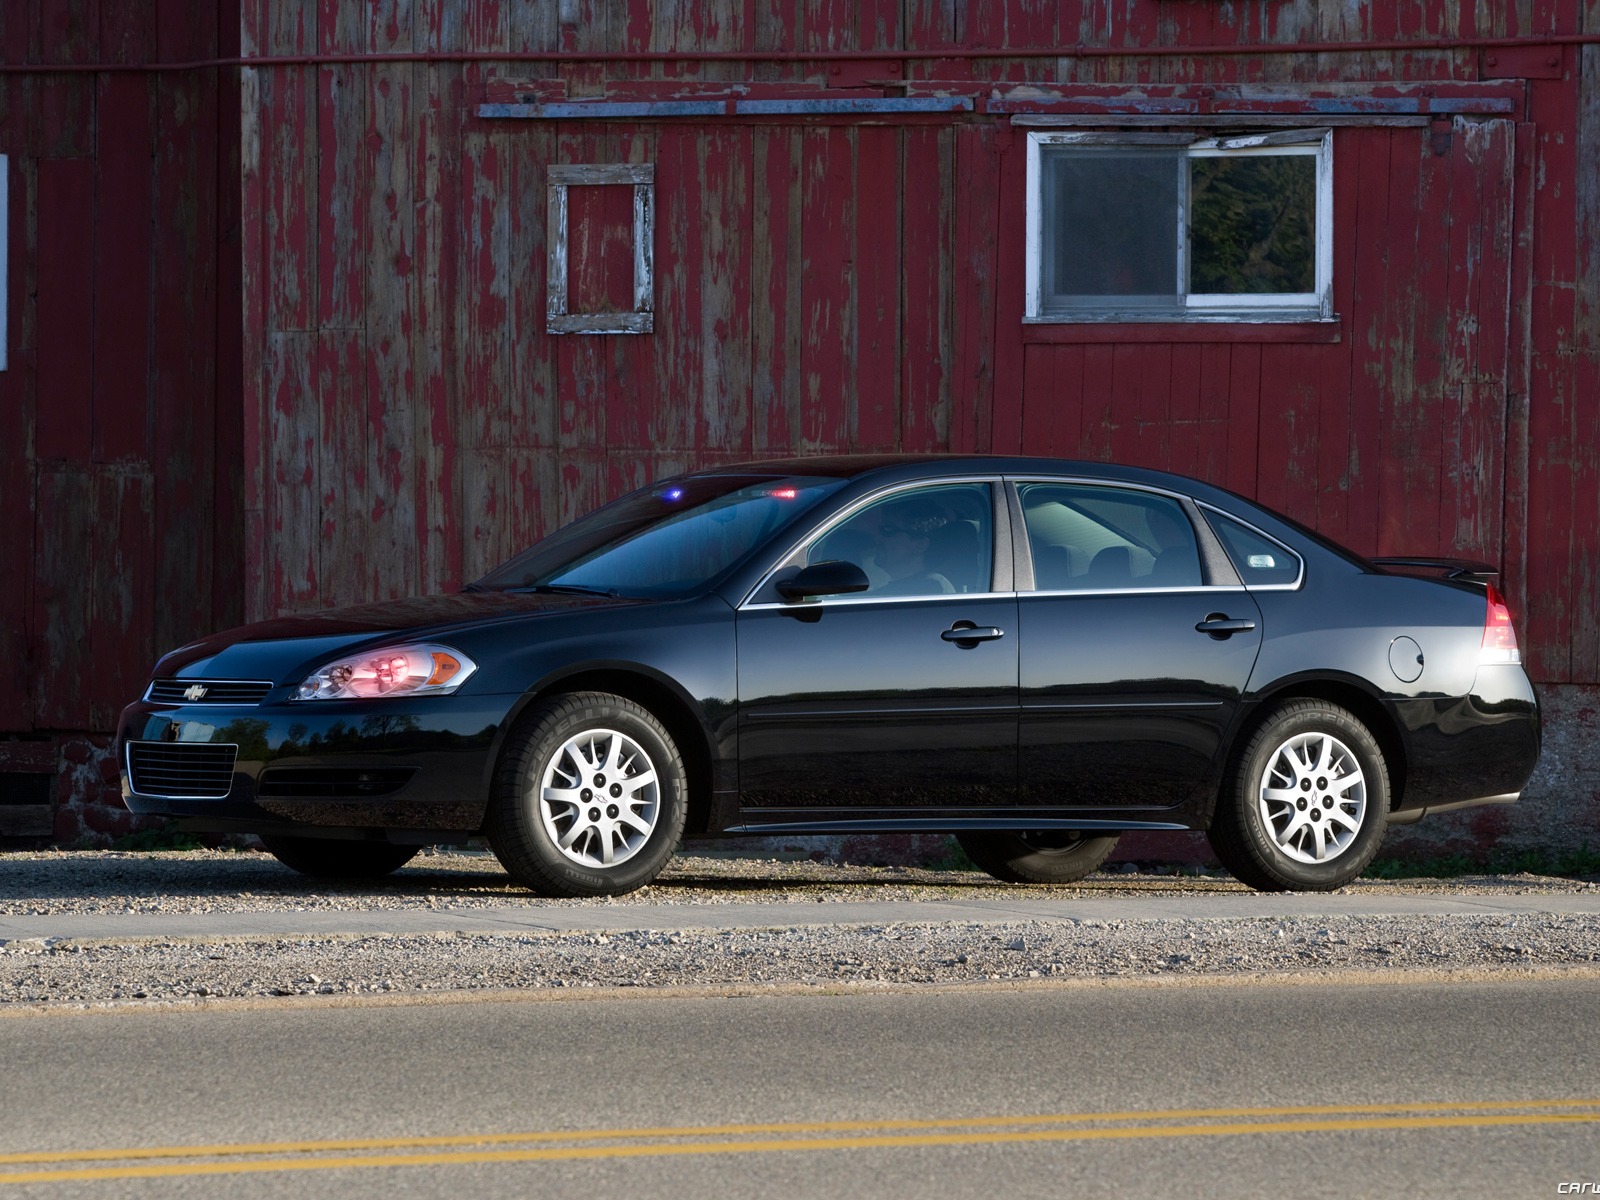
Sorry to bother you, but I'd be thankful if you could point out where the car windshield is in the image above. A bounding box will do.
[473,474,848,599]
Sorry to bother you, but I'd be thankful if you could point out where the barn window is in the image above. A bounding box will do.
[546,163,655,334]
[1025,130,1332,324]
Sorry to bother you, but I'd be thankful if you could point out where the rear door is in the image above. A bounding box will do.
[1014,479,1263,811]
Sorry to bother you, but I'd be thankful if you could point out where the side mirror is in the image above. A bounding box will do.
[775,560,871,602]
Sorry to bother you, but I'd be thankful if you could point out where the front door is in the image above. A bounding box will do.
[735,481,1018,811]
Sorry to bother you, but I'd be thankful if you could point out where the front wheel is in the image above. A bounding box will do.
[956,830,1120,885]
[487,692,687,897]
[1209,699,1390,892]
[260,835,420,880]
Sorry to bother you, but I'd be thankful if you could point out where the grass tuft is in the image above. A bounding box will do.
[1363,846,1600,881]
[108,823,207,853]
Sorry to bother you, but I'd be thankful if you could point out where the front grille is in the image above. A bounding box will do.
[257,767,416,799]
[146,679,274,705]
[126,743,239,799]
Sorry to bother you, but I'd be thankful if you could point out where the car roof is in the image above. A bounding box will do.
[684,453,1238,504]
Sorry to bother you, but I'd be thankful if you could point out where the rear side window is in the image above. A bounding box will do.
[1018,483,1202,590]
[1205,511,1302,587]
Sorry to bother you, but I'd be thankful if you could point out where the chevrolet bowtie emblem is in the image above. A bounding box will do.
[183,684,208,701]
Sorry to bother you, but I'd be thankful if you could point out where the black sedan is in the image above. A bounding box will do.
[117,456,1540,894]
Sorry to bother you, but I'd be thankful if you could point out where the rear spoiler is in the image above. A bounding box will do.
[1369,556,1499,581]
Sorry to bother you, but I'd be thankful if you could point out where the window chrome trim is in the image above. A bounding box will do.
[1020,584,1252,600]
[1195,502,1306,591]
[738,476,1002,610]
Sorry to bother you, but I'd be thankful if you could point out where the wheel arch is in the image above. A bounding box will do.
[491,665,717,838]
[1229,674,1409,812]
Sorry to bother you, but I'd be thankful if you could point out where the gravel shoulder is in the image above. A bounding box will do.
[1,848,1597,1009]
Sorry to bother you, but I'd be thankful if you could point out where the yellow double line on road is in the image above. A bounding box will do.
[3,1098,1598,1185]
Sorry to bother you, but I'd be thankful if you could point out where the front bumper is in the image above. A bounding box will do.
[116,693,513,834]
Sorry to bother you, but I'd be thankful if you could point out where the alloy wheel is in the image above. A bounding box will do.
[538,727,661,868]
[1256,731,1367,864]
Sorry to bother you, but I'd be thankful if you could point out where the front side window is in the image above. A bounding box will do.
[804,483,994,598]
[1025,131,1333,323]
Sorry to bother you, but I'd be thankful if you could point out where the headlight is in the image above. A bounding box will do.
[294,644,478,700]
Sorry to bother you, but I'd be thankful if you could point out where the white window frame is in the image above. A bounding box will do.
[1024,130,1334,324]
[546,162,655,335]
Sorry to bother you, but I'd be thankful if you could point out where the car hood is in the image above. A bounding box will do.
[152,591,645,679]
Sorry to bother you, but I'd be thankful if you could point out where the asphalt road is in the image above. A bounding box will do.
[2,975,1597,1199]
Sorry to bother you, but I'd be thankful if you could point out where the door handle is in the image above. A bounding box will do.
[942,622,1005,647]
[1195,614,1257,639]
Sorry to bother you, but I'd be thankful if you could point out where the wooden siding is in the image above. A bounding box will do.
[234,0,1599,684]
[0,1,241,735]
[6,0,1600,751]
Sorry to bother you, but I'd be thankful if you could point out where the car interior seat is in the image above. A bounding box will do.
[926,519,983,593]
[1086,545,1133,589]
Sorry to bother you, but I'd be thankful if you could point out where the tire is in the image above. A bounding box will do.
[957,830,1120,885]
[260,835,420,880]
[1209,699,1390,892]
[487,692,687,897]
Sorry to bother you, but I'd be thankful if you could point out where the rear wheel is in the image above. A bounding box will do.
[260,835,420,880]
[956,830,1119,885]
[1209,699,1390,892]
[487,692,686,897]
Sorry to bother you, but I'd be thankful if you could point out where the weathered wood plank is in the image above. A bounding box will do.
[410,32,464,594]
[33,158,94,464]
[899,125,951,451]
[263,0,316,334]
[264,331,321,615]
[365,3,419,602]
[457,127,516,570]
[950,122,997,453]
[1076,344,1116,462]
[797,125,852,450]
[1500,121,1537,660]
[853,124,900,451]
[32,466,94,727]
[316,2,368,332]
[151,37,223,661]
[1369,127,1432,557]
[1195,341,1235,488]
[750,126,801,453]
[92,73,154,465]
[691,125,752,456]
[0,351,37,726]
[87,465,155,729]
[1223,344,1261,498]
[1443,120,1514,564]
[315,331,367,609]
[1567,27,1600,680]
[1017,343,1055,454]
[989,128,1028,455]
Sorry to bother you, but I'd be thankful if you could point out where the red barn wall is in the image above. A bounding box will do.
[5,0,1599,854]
[235,0,1599,693]
[0,1,243,838]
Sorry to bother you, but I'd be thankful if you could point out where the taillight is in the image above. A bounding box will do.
[1480,584,1521,664]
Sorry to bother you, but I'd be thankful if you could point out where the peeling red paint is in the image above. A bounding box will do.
[7,1,1600,847]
